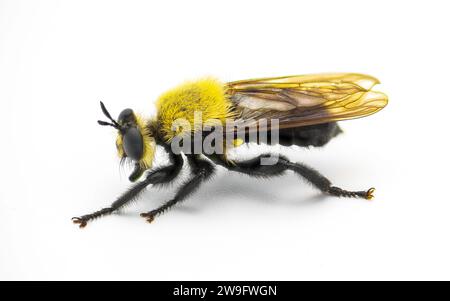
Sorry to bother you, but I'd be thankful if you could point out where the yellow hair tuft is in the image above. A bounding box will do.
[155,78,235,142]
[116,134,124,158]
[135,114,156,170]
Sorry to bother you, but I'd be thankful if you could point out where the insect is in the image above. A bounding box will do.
[72,73,388,228]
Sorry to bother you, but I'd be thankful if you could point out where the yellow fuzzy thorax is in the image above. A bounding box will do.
[115,114,156,170]
[155,78,235,142]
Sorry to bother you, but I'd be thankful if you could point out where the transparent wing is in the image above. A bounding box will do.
[226,73,388,130]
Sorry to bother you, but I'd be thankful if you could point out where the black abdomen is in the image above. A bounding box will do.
[278,122,342,147]
[245,122,342,147]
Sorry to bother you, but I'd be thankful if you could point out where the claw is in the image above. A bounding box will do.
[366,187,376,200]
[72,217,87,228]
[140,212,155,223]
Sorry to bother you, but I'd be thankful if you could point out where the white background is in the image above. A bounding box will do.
[1,0,449,280]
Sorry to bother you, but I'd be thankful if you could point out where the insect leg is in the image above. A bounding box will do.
[208,154,374,200]
[140,155,215,223]
[72,154,184,228]
[278,156,374,199]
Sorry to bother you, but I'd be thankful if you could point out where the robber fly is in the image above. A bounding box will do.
[72,73,388,227]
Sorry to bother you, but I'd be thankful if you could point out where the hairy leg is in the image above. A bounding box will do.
[72,154,184,228]
[140,155,215,223]
[208,154,374,199]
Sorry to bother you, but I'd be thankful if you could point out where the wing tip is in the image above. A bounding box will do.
[368,91,389,108]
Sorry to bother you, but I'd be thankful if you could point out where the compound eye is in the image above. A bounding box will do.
[122,127,144,160]
[118,108,135,125]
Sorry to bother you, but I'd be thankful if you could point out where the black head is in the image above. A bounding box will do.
[97,102,144,161]
[118,108,136,126]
